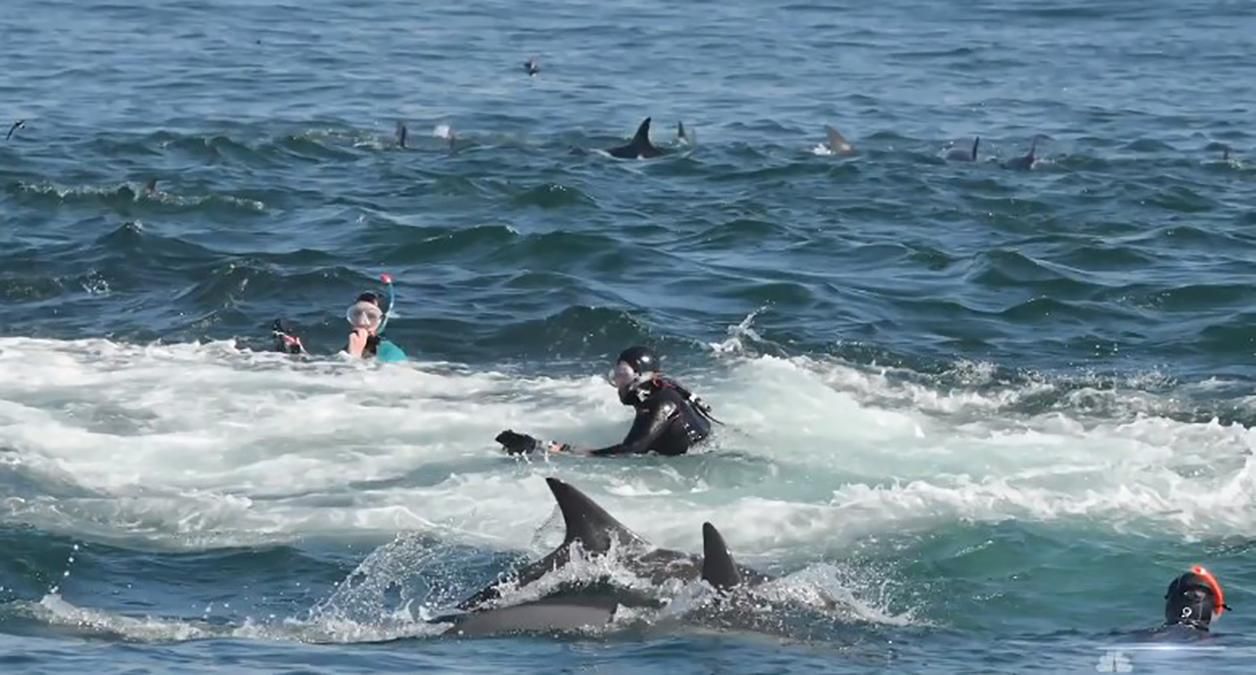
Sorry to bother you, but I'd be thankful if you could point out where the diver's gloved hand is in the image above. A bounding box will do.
[271,319,304,355]
[495,429,540,455]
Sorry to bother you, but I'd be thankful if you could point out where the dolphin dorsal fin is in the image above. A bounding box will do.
[1028,136,1038,160]
[627,117,655,154]
[678,121,695,146]
[701,522,742,591]
[971,136,980,161]
[825,125,853,154]
[546,478,645,553]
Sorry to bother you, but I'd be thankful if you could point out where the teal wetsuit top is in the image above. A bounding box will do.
[349,331,407,363]
[375,338,406,363]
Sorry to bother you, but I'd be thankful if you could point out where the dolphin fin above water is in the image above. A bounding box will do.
[606,117,665,159]
[1004,136,1040,170]
[395,121,408,149]
[454,477,650,610]
[5,119,24,141]
[677,121,695,146]
[548,476,648,553]
[701,522,742,592]
[824,124,856,155]
[946,136,980,161]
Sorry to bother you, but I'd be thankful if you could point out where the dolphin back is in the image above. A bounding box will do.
[440,595,618,637]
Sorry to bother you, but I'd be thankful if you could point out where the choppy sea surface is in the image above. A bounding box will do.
[3,0,1256,672]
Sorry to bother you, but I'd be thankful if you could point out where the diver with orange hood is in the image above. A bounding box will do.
[1162,565,1230,633]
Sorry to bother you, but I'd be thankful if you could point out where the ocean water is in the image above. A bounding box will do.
[3,0,1256,672]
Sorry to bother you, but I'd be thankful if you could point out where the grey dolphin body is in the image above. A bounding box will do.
[946,137,980,162]
[606,117,667,159]
[436,478,766,636]
[442,595,619,637]
[5,120,24,141]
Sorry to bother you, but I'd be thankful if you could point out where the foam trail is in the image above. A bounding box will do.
[0,337,1253,561]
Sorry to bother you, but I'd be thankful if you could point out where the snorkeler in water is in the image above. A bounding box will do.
[271,274,407,363]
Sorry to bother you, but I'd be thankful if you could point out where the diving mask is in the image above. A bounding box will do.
[346,301,383,329]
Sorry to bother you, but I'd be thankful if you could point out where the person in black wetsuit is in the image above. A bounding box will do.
[495,346,718,457]
[1161,566,1230,633]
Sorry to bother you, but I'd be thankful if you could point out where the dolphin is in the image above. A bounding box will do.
[946,136,980,162]
[1004,136,1041,170]
[443,522,747,637]
[823,125,857,156]
[436,478,763,636]
[395,121,408,149]
[525,57,540,77]
[677,121,695,146]
[5,120,24,141]
[605,117,667,159]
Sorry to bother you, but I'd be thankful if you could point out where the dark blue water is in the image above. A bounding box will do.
[3,0,1256,672]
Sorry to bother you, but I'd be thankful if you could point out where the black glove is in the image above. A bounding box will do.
[495,429,540,455]
[272,319,304,354]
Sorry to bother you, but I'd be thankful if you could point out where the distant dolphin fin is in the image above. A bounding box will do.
[395,121,408,148]
[825,125,853,154]
[701,522,742,591]
[144,178,158,194]
[5,120,24,141]
[677,121,695,146]
[547,477,646,553]
[971,136,980,161]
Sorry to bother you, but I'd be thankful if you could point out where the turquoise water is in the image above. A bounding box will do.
[3,0,1256,672]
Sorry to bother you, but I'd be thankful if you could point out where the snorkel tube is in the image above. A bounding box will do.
[377,273,395,336]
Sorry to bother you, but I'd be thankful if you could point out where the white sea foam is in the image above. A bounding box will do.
[1,335,1253,561]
